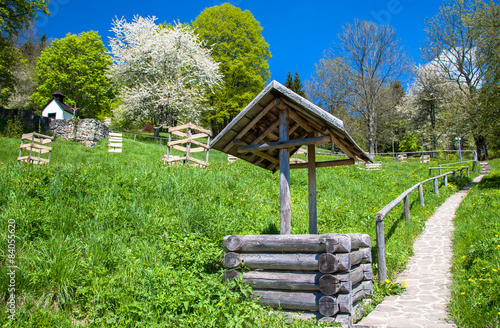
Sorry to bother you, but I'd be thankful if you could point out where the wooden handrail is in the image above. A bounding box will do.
[376,167,469,284]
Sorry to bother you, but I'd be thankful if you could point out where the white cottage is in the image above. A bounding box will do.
[41,89,76,119]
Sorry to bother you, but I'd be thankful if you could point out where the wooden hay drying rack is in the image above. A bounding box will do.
[17,132,54,165]
[162,123,212,168]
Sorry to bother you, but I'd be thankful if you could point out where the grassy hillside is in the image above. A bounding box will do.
[450,159,500,328]
[0,136,476,327]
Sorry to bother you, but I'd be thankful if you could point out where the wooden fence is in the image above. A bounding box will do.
[17,132,53,165]
[223,234,373,324]
[375,166,470,284]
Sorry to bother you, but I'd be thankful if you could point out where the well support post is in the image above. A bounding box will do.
[279,105,291,234]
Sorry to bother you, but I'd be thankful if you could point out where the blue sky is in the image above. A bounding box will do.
[35,0,444,87]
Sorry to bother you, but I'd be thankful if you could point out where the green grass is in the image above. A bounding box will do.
[450,159,500,328]
[0,136,478,327]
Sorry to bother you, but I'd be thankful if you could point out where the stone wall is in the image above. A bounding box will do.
[49,119,110,147]
[0,108,51,132]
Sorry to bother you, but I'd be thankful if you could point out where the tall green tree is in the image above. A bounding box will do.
[423,0,488,159]
[32,31,115,118]
[0,0,50,105]
[192,3,271,134]
[293,70,306,97]
[284,71,294,89]
[475,1,500,152]
[284,70,306,97]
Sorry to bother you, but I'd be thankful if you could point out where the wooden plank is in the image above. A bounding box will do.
[222,234,352,253]
[289,158,355,169]
[167,139,188,147]
[172,145,187,152]
[168,123,193,133]
[109,143,122,147]
[237,135,330,153]
[109,132,122,137]
[109,137,122,142]
[190,139,210,149]
[171,130,187,138]
[279,108,291,235]
[223,101,276,152]
[188,147,206,153]
[17,156,50,163]
[19,143,52,152]
[190,133,210,139]
[108,149,122,153]
[33,132,53,139]
[255,150,279,164]
[186,156,209,167]
[188,123,212,136]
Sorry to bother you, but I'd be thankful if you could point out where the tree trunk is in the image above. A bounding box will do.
[474,135,488,161]
[368,111,375,155]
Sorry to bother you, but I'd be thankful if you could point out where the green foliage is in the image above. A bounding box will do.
[475,2,500,153]
[192,3,271,134]
[0,38,19,105]
[0,0,50,106]
[32,31,115,119]
[399,132,423,152]
[450,159,500,327]
[0,0,49,42]
[0,136,478,326]
[1,118,23,137]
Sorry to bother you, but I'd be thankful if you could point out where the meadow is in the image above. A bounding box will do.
[0,135,476,327]
[450,158,500,328]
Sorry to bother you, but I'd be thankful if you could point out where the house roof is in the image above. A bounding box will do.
[210,80,372,171]
[41,89,76,116]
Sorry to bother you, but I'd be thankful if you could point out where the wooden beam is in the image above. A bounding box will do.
[237,135,331,153]
[222,101,276,152]
[289,158,355,169]
[279,108,291,235]
[288,109,314,133]
[250,119,279,145]
[329,132,356,159]
[308,132,317,234]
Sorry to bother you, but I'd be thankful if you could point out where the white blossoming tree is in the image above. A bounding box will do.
[108,16,222,128]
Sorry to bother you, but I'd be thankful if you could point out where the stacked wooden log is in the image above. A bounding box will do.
[17,132,53,165]
[223,234,373,324]
[162,123,211,168]
[365,161,382,171]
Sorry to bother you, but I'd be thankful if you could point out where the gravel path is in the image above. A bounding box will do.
[355,163,489,328]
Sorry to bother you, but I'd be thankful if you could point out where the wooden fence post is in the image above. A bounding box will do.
[460,169,463,179]
[404,195,410,223]
[444,175,448,187]
[434,178,439,195]
[418,184,424,206]
[376,218,387,284]
[453,171,456,180]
